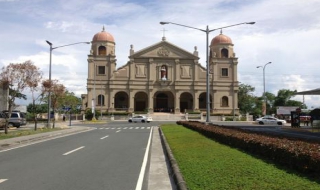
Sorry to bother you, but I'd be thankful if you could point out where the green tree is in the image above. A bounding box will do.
[59,90,81,114]
[265,92,276,115]
[238,84,259,115]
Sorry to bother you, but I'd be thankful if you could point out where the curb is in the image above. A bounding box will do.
[158,127,188,190]
[0,126,93,150]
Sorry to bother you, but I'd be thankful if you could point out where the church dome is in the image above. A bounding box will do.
[92,26,115,42]
[211,32,232,45]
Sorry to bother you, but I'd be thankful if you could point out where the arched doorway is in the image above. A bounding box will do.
[154,91,174,112]
[180,92,193,112]
[114,92,129,111]
[199,92,212,111]
[134,92,148,112]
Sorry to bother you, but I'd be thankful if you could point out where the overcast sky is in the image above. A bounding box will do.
[1,0,320,109]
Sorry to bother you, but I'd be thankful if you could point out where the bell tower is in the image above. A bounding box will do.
[209,30,239,115]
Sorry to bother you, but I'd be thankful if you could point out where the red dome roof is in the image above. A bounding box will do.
[92,26,115,42]
[211,33,232,45]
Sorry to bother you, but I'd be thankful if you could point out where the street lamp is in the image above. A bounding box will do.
[46,41,90,127]
[257,62,272,115]
[160,21,255,123]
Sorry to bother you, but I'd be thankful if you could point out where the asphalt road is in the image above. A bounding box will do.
[0,122,160,190]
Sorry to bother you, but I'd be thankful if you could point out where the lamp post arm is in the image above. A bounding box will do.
[208,22,255,32]
[52,42,90,50]
[160,22,205,32]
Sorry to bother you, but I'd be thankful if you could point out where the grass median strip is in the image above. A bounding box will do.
[0,128,64,140]
[161,124,320,190]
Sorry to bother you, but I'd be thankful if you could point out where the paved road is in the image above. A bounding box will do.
[0,122,162,190]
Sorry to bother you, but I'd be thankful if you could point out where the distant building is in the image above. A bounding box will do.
[0,82,9,111]
[81,27,240,115]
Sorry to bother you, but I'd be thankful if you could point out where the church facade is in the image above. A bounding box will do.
[81,27,240,115]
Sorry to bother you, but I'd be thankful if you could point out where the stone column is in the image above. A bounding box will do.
[174,91,181,114]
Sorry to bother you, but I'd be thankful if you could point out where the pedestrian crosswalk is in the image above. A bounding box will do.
[95,127,151,130]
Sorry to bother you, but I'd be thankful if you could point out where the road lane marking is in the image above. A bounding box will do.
[135,126,153,190]
[100,135,109,140]
[0,128,94,153]
[63,146,85,156]
[116,130,121,133]
[124,127,128,129]
[0,179,8,184]
[129,127,133,129]
[135,127,139,129]
[141,127,145,129]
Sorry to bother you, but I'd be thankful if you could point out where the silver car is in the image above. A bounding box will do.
[128,115,153,123]
[255,116,286,125]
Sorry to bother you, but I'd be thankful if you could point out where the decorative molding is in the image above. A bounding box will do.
[157,47,170,57]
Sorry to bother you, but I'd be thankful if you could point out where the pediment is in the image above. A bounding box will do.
[130,41,199,60]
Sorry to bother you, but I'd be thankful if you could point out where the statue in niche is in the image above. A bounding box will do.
[161,66,167,80]
[90,49,93,55]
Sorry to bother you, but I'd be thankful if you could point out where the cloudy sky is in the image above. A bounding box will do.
[1,0,320,109]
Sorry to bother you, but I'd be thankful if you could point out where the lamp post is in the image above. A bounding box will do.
[46,41,90,127]
[160,21,255,123]
[257,62,272,115]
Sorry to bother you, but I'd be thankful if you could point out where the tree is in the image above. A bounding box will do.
[59,90,81,113]
[274,89,297,107]
[238,84,260,115]
[0,61,41,134]
[26,64,43,131]
[264,92,276,115]
[42,79,65,128]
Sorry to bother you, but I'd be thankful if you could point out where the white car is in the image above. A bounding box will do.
[128,115,153,123]
[255,116,286,125]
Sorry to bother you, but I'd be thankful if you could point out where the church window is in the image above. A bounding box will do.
[222,96,229,107]
[221,68,228,77]
[97,94,105,106]
[98,46,106,55]
[98,66,105,75]
[221,48,229,58]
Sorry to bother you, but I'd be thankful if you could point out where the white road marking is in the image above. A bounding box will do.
[100,135,109,140]
[135,126,153,190]
[135,127,139,129]
[105,128,110,129]
[116,130,121,133]
[147,127,150,129]
[141,127,145,129]
[129,127,133,129]
[0,179,8,184]
[63,146,85,156]
[0,128,94,153]
[124,127,128,129]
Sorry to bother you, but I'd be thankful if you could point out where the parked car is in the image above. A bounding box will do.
[255,116,286,125]
[0,112,6,128]
[128,115,153,123]
[2,111,27,128]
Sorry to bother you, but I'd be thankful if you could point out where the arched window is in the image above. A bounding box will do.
[98,46,106,55]
[222,96,229,107]
[98,94,105,106]
[221,48,229,58]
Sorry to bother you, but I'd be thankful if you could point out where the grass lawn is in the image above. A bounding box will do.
[0,128,63,140]
[161,124,320,190]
